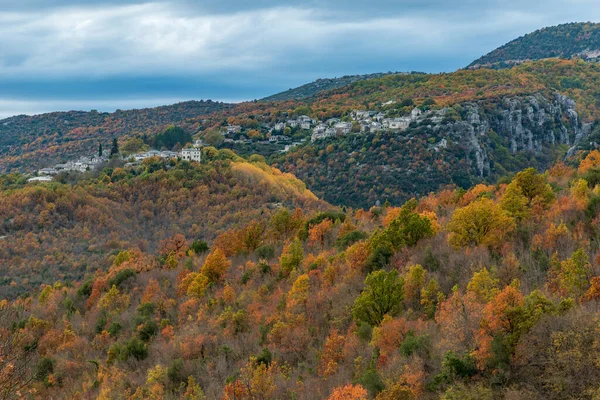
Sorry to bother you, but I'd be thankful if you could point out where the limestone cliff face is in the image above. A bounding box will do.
[434,93,592,176]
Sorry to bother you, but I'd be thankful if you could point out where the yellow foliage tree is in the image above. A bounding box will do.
[447,198,515,249]
[200,248,231,283]
[183,376,206,399]
[98,285,130,314]
[404,264,427,307]
[287,274,310,313]
[375,382,413,400]
[188,273,210,299]
[467,268,499,302]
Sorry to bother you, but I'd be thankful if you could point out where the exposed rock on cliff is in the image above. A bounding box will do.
[436,93,591,176]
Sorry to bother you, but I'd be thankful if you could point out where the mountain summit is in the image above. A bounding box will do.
[469,22,600,69]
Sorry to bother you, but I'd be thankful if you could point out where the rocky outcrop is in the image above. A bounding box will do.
[433,93,591,176]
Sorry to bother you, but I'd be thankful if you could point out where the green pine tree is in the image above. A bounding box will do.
[110,138,119,156]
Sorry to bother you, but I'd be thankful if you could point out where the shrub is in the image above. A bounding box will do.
[77,279,94,298]
[256,244,275,260]
[108,322,122,338]
[35,358,54,382]
[190,240,209,254]
[139,320,158,342]
[125,338,148,361]
[336,230,368,250]
[167,358,185,385]
[108,269,136,288]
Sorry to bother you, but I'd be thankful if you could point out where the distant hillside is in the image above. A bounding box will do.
[0,100,234,173]
[262,72,399,101]
[193,59,600,208]
[469,22,600,69]
[274,92,582,208]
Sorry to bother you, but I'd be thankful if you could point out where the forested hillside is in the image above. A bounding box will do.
[4,151,600,398]
[6,59,600,211]
[469,22,600,69]
[190,59,600,207]
[261,73,399,102]
[308,59,600,120]
[0,149,327,299]
[0,100,233,173]
[8,17,600,400]
[273,92,583,207]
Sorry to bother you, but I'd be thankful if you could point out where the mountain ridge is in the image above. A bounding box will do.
[261,72,404,102]
[0,100,235,173]
[468,22,600,69]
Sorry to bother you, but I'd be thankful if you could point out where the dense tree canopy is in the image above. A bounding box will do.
[1,153,600,398]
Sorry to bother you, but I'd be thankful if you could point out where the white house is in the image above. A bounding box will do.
[297,115,314,123]
[300,121,312,130]
[181,148,202,162]
[411,108,422,120]
[28,176,53,183]
[133,153,148,161]
[370,122,383,132]
[226,125,242,134]
[269,135,292,143]
[73,162,89,172]
[334,122,353,134]
[90,156,106,165]
[383,118,410,131]
[160,151,178,159]
[311,128,339,142]
[353,110,372,120]
[375,113,386,122]
[38,168,58,176]
[313,124,327,134]
[311,132,332,142]
[274,122,286,131]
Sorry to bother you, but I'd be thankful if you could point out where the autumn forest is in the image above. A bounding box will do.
[5,19,600,400]
[3,144,600,399]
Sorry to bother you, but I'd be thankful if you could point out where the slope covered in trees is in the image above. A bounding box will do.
[272,90,582,208]
[156,59,599,208]
[306,59,600,120]
[0,100,234,173]
[261,73,400,102]
[3,152,600,398]
[469,22,600,69]
[0,149,327,299]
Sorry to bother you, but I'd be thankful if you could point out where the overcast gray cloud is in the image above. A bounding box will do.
[1,0,600,117]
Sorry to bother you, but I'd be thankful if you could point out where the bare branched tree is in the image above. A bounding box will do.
[0,305,36,400]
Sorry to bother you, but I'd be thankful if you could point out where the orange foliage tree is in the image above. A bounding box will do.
[327,384,368,400]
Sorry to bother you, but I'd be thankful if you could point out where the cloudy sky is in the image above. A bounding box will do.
[1,0,600,118]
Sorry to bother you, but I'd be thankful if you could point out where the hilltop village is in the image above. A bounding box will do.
[28,101,446,182]
[222,103,445,145]
[28,141,204,182]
